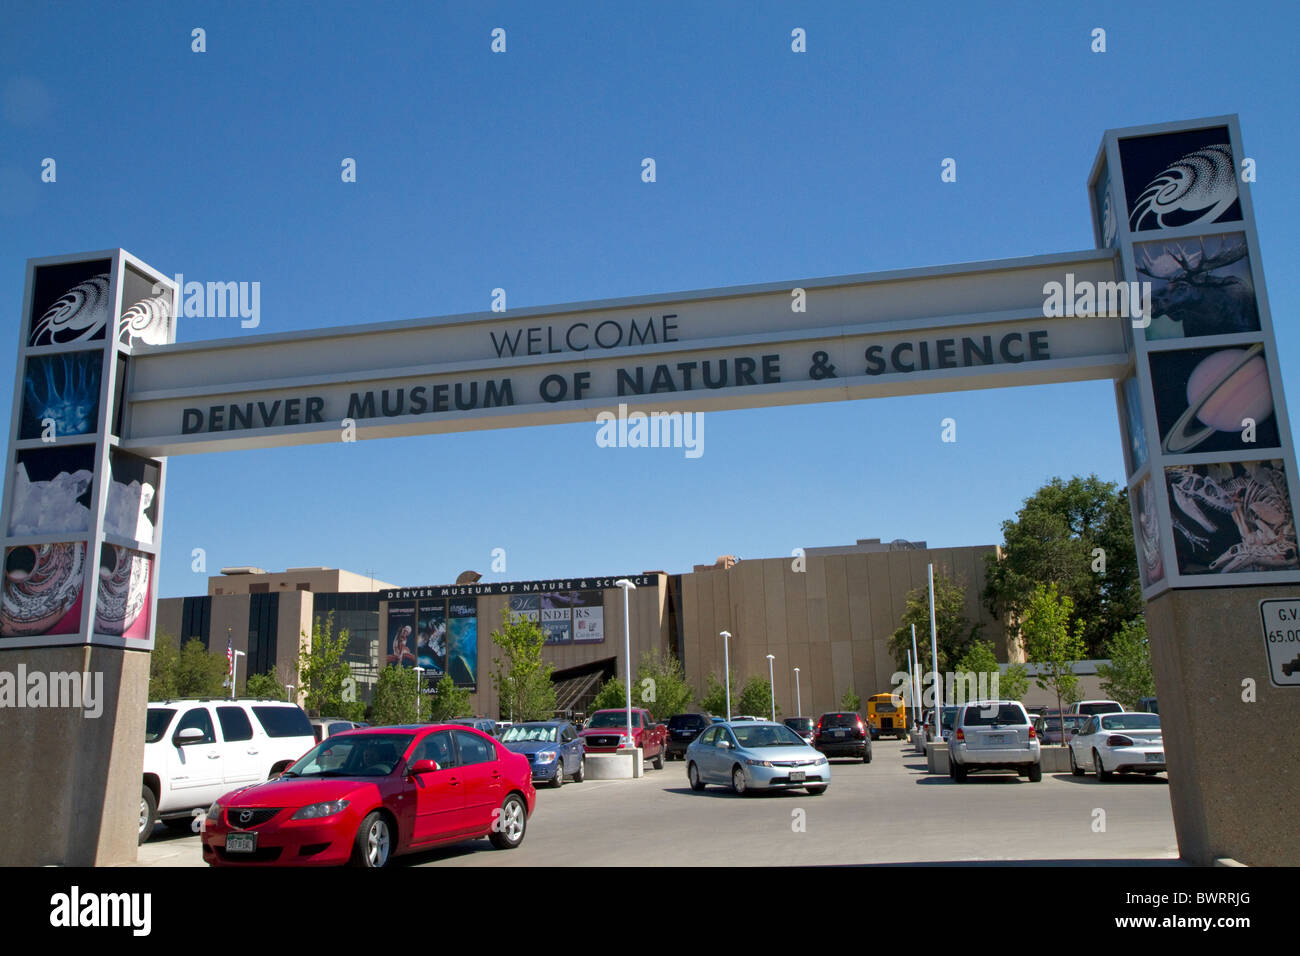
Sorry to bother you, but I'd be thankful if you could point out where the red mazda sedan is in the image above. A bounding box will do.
[201,723,535,867]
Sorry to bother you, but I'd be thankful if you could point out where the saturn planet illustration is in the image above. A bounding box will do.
[1162,343,1272,453]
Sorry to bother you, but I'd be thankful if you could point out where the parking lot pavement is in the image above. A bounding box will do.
[128,741,1181,867]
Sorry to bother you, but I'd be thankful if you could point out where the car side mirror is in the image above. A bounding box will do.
[719,740,731,749]
[174,727,205,746]
[408,759,440,776]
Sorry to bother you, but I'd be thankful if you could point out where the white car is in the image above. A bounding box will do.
[1069,711,1164,779]
[1072,699,1125,717]
[948,700,1041,782]
[141,699,317,844]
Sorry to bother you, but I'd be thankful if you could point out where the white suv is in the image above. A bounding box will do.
[141,699,316,843]
[948,700,1041,782]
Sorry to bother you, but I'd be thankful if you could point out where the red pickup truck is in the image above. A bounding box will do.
[580,708,669,769]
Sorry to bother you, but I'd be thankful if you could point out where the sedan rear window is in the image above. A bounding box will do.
[669,715,707,730]
[1100,714,1161,731]
[962,704,1026,726]
[819,713,858,727]
[251,705,313,738]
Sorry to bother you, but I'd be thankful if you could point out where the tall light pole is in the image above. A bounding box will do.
[414,667,424,721]
[911,623,922,729]
[231,650,245,700]
[285,684,295,703]
[615,579,637,749]
[720,631,732,721]
[928,563,941,711]
[766,654,776,721]
[793,667,802,716]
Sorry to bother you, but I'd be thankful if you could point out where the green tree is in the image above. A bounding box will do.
[951,640,1030,704]
[370,665,418,725]
[590,675,630,712]
[148,634,180,700]
[984,475,1141,658]
[840,686,861,711]
[299,612,364,720]
[889,571,981,674]
[490,609,556,722]
[1021,583,1087,719]
[1097,617,1156,710]
[699,672,738,716]
[738,675,780,719]
[588,649,694,717]
[244,669,283,700]
[175,637,228,698]
[426,674,472,722]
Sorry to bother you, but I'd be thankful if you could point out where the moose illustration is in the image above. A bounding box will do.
[1136,236,1259,337]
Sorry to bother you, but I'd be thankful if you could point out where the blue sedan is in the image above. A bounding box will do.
[686,721,831,796]
[500,720,585,787]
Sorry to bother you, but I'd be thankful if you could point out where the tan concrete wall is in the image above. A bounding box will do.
[0,645,149,866]
[682,547,1001,716]
[209,567,397,596]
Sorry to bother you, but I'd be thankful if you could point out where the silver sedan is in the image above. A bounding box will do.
[686,721,831,796]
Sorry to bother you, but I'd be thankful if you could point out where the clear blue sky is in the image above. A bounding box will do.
[2,2,1298,597]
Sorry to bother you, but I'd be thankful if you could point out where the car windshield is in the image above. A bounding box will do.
[1101,714,1161,731]
[784,718,814,733]
[145,708,175,743]
[587,712,640,729]
[732,724,807,748]
[501,724,557,743]
[962,704,1026,726]
[285,733,414,777]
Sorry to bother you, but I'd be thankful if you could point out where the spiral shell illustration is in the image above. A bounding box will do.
[0,542,85,637]
[29,274,113,346]
[118,293,172,346]
[95,545,150,637]
[1130,144,1237,231]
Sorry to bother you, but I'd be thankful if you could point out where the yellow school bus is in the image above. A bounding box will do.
[866,692,907,740]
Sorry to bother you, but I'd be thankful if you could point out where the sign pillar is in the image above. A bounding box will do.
[0,250,175,864]
[1093,116,1300,864]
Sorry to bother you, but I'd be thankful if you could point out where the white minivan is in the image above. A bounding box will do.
[140,699,316,843]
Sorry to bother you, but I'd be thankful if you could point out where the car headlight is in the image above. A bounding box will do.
[291,799,350,820]
[744,758,773,768]
[535,750,557,763]
[618,735,632,747]
[206,802,222,821]
[816,756,828,765]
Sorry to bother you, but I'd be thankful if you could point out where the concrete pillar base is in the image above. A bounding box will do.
[584,750,643,779]
[925,741,949,774]
[1039,746,1070,773]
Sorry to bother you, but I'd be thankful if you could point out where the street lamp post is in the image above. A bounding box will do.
[414,667,424,721]
[766,654,776,722]
[928,563,940,712]
[615,579,637,751]
[231,650,245,700]
[285,684,295,703]
[793,667,802,716]
[720,631,732,721]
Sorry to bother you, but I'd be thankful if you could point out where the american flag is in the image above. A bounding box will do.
[226,634,233,677]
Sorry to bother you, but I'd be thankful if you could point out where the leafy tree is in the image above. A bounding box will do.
[148,634,180,700]
[490,609,556,722]
[370,665,419,725]
[426,674,472,722]
[1097,617,1156,710]
[588,649,693,717]
[1021,584,1087,720]
[174,637,228,698]
[244,669,283,700]
[951,640,1030,704]
[889,571,981,674]
[590,675,630,712]
[840,686,862,712]
[700,672,738,717]
[738,675,780,719]
[299,612,364,720]
[985,475,1141,658]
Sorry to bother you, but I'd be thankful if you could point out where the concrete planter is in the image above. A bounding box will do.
[583,749,644,779]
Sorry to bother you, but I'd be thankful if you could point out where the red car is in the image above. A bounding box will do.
[579,708,668,769]
[201,723,535,867]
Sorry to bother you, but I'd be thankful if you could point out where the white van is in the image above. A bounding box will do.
[140,699,316,844]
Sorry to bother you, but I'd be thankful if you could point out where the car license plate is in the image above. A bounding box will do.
[225,832,257,853]
[790,771,805,782]
[985,734,1007,745]
[1146,752,1164,762]
[833,729,844,737]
